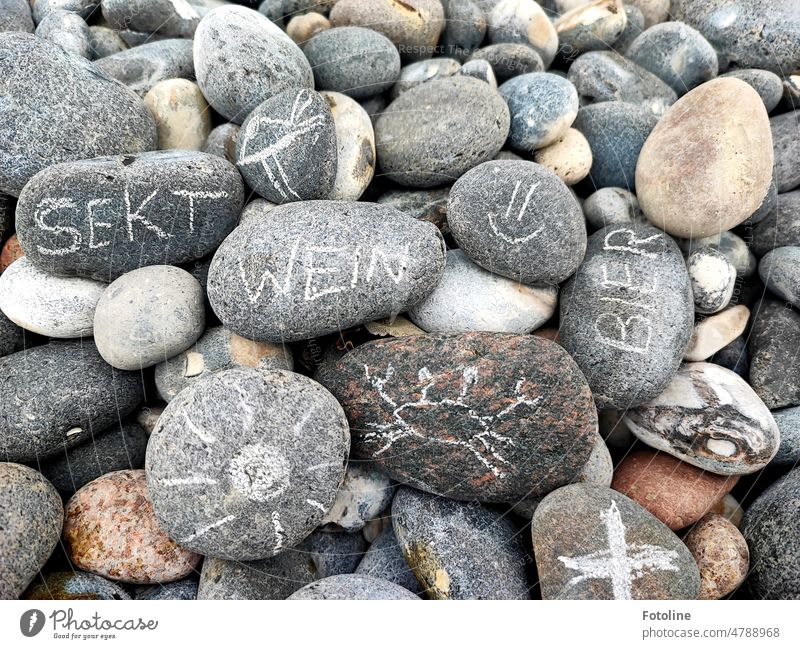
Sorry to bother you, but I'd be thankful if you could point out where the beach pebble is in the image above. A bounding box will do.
[356,525,423,594]
[751,191,800,257]
[448,160,586,285]
[24,571,130,600]
[0,257,105,338]
[582,187,644,229]
[628,0,668,28]
[143,79,211,151]
[304,528,368,577]
[699,231,758,279]
[0,310,23,358]
[441,0,486,61]
[0,341,142,462]
[624,362,780,475]
[613,2,644,52]
[288,574,420,600]
[136,579,198,600]
[687,247,737,315]
[95,39,195,97]
[193,5,313,123]
[771,406,800,467]
[685,306,750,362]
[554,0,628,57]
[377,187,450,232]
[759,246,800,307]
[322,92,376,200]
[466,43,544,80]
[457,59,497,88]
[88,25,127,58]
[533,128,592,185]
[202,123,239,164]
[771,111,800,193]
[392,487,529,599]
[146,368,350,561]
[721,69,784,113]
[236,89,337,203]
[101,0,200,38]
[322,464,395,532]
[35,9,91,58]
[684,514,749,599]
[199,552,316,600]
[32,0,98,23]
[749,300,800,409]
[611,450,738,530]
[319,333,597,502]
[636,78,773,239]
[0,463,63,599]
[0,0,34,32]
[709,494,744,528]
[64,469,201,584]
[533,484,700,599]
[304,27,400,99]
[286,12,330,44]
[391,58,460,99]
[487,0,558,68]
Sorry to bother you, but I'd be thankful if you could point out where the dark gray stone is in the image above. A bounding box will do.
[392,487,529,599]
[0,463,63,599]
[573,101,658,189]
[235,89,337,204]
[38,422,148,497]
[202,123,239,164]
[582,187,645,229]
[749,176,778,226]
[533,484,701,599]
[31,0,98,23]
[101,0,201,38]
[146,367,350,561]
[441,0,486,61]
[0,341,142,462]
[304,529,368,577]
[24,571,130,600]
[567,51,677,116]
[711,334,750,379]
[15,150,244,282]
[303,27,400,99]
[35,9,91,58]
[377,187,450,233]
[0,0,34,32]
[749,300,800,409]
[467,43,544,81]
[207,201,446,342]
[448,160,586,285]
[288,574,419,599]
[95,38,194,96]
[742,467,800,599]
[0,310,23,358]
[258,0,285,27]
[391,58,461,99]
[560,223,693,409]
[751,191,800,257]
[194,5,314,123]
[356,524,423,594]
[135,579,198,600]
[88,25,128,59]
[771,111,800,193]
[721,69,784,113]
[0,32,156,197]
[0,193,12,242]
[770,406,800,467]
[760,246,800,307]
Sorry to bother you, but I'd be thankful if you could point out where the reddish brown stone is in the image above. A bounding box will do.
[611,450,738,530]
[684,514,749,599]
[0,234,23,273]
[63,469,200,585]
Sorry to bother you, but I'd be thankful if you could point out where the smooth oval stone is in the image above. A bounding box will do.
[771,406,800,466]
[408,248,558,334]
[146,368,350,561]
[760,246,800,308]
[236,89,337,204]
[533,127,592,185]
[330,0,444,62]
[448,160,586,285]
[687,246,737,315]
[321,464,395,532]
[567,51,677,116]
[554,0,628,56]
[0,0,34,32]
[0,257,105,337]
[322,92,376,201]
[611,450,738,530]
[574,101,658,190]
[467,42,544,80]
[207,201,446,342]
[24,571,130,600]
[356,525,423,594]
[64,469,201,584]
[101,0,200,38]
[95,39,195,96]
[136,578,198,600]
[194,5,314,123]
[684,514,749,599]
[35,9,91,58]
[771,111,800,193]
[304,27,400,99]
[155,326,293,402]
[488,0,558,67]
[392,487,529,599]
[0,310,23,358]
[0,341,142,462]
[0,463,63,599]
[626,22,718,95]
[751,191,800,256]
[583,187,644,229]
[391,57,460,99]
[88,25,128,58]
[16,150,244,282]
[499,72,579,152]
[684,306,750,362]
[721,69,784,113]
[533,484,700,599]
[560,223,693,409]
[671,0,800,75]
[636,78,773,239]
[319,333,597,502]
[39,422,148,497]
[94,265,204,371]
[143,79,211,151]
[749,300,800,409]
[288,574,420,600]
[376,76,509,187]
[441,0,486,61]
[742,467,800,598]
[0,32,156,197]
[624,362,780,475]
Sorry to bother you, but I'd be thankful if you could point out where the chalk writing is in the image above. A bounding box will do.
[488,179,544,244]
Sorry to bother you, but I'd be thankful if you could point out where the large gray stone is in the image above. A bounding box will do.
[101,0,200,38]
[749,300,800,409]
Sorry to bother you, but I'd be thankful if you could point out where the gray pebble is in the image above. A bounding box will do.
[721,69,784,113]
[467,42,544,81]
[487,0,558,67]
[0,193,13,241]
[304,528,368,576]
[356,525,423,594]
[321,463,395,532]
[749,176,778,226]
[202,123,239,165]
[760,246,800,308]
[749,300,800,410]
[377,187,450,233]
[199,552,316,600]
[88,25,128,58]
[322,91,376,200]
[613,2,644,51]
[711,334,750,380]
[35,9,91,58]
[288,574,420,600]
[31,0,98,23]
[457,59,497,88]
[554,0,628,57]
[687,246,737,315]
[95,38,195,96]
[101,0,201,38]
[24,571,130,600]
[258,0,285,27]
[582,186,645,229]
[0,0,34,32]
[136,579,198,600]
[771,110,800,193]
[0,310,23,358]
[751,191,800,257]
[441,0,486,61]
[391,58,461,99]
[770,406,800,467]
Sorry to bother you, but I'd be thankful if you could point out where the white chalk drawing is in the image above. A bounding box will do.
[227,443,291,502]
[558,500,680,599]
[34,198,81,256]
[602,228,663,258]
[171,190,228,233]
[158,476,218,486]
[238,240,301,304]
[237,90,326,202]
[271,511,286,554]
[124,187,165,241]
[488,179,544,245]
[183,411,217,445]
[180,514,236,544]
[87,198,112,250]
[362,364,543,478]
[306,499,327,513]
[594,313,653,355]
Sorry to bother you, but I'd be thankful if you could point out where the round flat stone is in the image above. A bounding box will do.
[533,127,592,185]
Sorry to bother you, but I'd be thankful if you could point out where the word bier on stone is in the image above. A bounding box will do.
[15,151,244,281]
[207,201,446,342]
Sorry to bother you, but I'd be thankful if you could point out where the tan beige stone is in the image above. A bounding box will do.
[144,79,212,151]
[534,127,592,185]
[684,305,750,362]
[286,12,331,44]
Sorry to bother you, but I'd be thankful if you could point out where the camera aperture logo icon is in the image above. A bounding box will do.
[20,609,46,637]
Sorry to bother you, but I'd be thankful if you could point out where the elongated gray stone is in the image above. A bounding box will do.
[101,0,201,38]
[94,38,194,96]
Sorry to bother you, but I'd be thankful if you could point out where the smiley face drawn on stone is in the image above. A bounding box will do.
[488,179,545,245]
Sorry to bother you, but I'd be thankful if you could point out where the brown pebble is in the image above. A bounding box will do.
[286,12,331,44]
[684,514,749,599]
[0,234,24,273]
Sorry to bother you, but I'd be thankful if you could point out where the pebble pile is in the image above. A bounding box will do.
[0,0,798,601]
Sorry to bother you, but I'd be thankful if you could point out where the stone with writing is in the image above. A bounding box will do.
[356,524,424,594]
[624,363,780,475]
[321,463,395,533]
[392,487,529,599]
[95,39,195,97]
[0,32,156,197]
[748,300,800,409]
[447,160,586,285]
[101,0,201,38]
[466,43,543,81]
[684,514,749,600]
[235,89,337,204]
[288,574,420,600]
[24,571,131,601]
[15,150,244,282]
[0,341,142,462]
[207,200,446,343]
[146,367,350,561]
[759,246,800,309]
[532,484,701,600]
[0,463,63,599]
[559,223,693,409]
[194,5,314,123]
[318,332,597,502]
